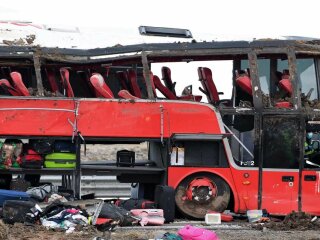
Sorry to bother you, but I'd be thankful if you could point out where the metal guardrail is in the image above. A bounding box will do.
[41,175,131,198]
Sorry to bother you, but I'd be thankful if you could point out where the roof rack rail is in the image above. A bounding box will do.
[138,26,192,38]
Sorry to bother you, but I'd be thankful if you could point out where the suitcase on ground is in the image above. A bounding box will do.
[44,153,76,168]
[154,185,175,222]
[0,189,30,206]
[130,209,165,226]
[116,150,135,167]
[54,140,76,153]
[3,200,37,224]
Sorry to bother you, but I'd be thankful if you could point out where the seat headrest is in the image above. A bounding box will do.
[10,71,30,96]
[201,67,212,79]
[161,66,171,79]
[278,78,292,96]
[92,73,105,87]
[235,69,252,96]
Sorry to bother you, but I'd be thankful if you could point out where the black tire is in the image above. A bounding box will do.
[175,173,230,219]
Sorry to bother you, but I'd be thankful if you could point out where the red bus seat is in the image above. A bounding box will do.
[127,69,142,98]
[236,74,252,96]
[278,78,292,97]
[153,75,177,99]
[89,73,114,98]
[0,79,20,96]
[275,101,292,108]
[116,71,130,91]
[10,72,30,96]
[161,66,176,95]
[118,89,139,100]
[198,67,222,103]
[59,68,74,97]
[275,71,292,108]
[45,68,59,93]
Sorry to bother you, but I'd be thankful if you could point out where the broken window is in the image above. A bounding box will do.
[262,117,300,169]
[151,61,233,104]
[296,58,318,104]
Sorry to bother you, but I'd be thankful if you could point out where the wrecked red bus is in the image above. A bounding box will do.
[0,26,320,218]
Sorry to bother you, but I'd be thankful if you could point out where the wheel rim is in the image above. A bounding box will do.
[175,175,230,219]
[186,177,217,203]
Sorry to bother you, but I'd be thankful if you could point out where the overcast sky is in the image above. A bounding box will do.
[0,0,318,39]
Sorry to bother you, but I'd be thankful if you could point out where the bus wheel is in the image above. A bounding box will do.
[175,174,230,219]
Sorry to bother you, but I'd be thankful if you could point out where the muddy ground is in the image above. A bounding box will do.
[2,213,320,240]
[2,221,320,240]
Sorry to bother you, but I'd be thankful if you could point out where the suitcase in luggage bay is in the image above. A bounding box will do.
[54,140,76,153]
[116,150,135,167]
[20,148,43,169]
[3,200,37,224]
[44,153,76,168]
[154,185,175,222]
[0,189,30,206]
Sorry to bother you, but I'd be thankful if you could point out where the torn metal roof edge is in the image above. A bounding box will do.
[0,39,320,60]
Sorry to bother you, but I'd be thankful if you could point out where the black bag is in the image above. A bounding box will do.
[30,139,54,155]
[54,140,76,153]
[99,203,137,226]
[3,200,38,224]
[115,198,155,211]
[20,145,43,169]
[116,150,135,167]
[155,185,175,222]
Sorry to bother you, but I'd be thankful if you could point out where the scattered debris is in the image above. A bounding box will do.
[26,34,36,44]
[2,38,26,46]
[253,211,320,231]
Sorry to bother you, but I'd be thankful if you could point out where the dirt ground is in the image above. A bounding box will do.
[2,219,320,240]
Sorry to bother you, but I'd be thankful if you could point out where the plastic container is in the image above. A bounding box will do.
[0,189,30,206]
[205,213,221,224]
[44,153,76,168]
[247,209,263,223]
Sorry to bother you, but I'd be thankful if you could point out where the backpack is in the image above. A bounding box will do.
[20,145,43,169]
[0,140,23,168]
[178,225,219,240]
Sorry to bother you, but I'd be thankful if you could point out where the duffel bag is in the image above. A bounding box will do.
[20,146,43,169]
[115,198,156,210]
[99,203,138,226]
[54,140,76,153]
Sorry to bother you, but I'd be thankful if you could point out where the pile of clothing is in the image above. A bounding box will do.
[41,202,89,233]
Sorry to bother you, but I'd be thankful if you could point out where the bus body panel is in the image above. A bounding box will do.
[0,98,220,138]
